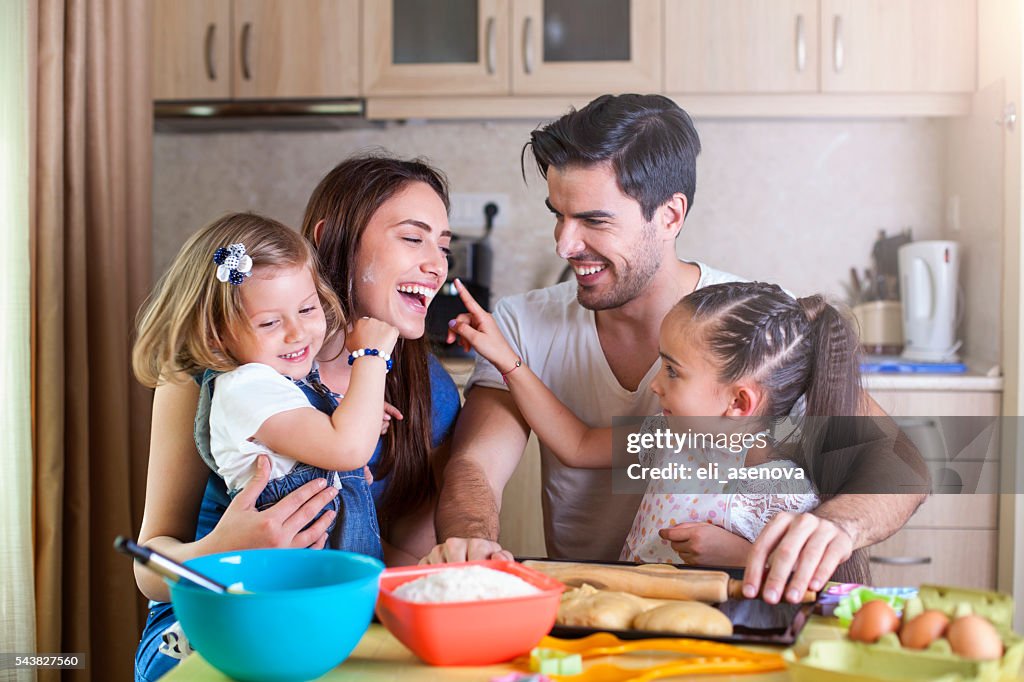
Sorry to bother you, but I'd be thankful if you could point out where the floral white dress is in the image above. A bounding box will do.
[620,427,819,564]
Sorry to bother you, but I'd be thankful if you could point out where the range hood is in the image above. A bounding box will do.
[154,98,364,118]
[153,98,373,132]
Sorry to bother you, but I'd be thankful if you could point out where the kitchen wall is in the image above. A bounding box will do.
[153,116,953,339]
[944,84,1004,366]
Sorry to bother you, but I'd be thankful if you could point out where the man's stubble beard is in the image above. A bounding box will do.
[577,223,662,311]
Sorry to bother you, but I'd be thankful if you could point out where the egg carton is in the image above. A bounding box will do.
[784,584,1024,682]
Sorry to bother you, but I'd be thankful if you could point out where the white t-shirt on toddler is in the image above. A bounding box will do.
[209,362,317,494]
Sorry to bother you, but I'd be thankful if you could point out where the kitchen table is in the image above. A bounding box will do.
[159,618,859,681]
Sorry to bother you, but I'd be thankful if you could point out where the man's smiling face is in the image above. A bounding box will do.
[547,163,662,311]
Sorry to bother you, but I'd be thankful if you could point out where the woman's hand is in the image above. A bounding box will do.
[659,522,753,567]
[209,455,340,552]
[447,279,520,373]
[347,317,400,356]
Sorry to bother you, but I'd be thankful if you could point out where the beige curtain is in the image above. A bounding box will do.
[32,1,153,680]
[2,2,37,682]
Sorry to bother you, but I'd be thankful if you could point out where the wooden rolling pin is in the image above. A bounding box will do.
[522,560,817,604]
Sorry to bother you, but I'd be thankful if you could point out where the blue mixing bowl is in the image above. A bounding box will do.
[169,549,383,682]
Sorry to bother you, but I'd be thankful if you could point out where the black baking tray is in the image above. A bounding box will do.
[516,557,815,646]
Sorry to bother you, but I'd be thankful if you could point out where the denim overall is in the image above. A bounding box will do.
[193,366,383,560]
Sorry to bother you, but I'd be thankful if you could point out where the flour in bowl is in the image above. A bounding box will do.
[393,566,541,603]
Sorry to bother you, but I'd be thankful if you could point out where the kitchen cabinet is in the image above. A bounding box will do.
[509,0,662,95]
[152,0,359,101]
[868,530,998,590]
[362,0,510,96]
[666,0,819,94]
[866,388,1001,589]
[820,0,976,93]
[362,0,661,97]
[152,0,232,100]
[666,0,974,96]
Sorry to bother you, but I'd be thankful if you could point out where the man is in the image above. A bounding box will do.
[427,94,925,604]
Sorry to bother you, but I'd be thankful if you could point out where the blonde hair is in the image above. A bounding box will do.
[133,212,344,387]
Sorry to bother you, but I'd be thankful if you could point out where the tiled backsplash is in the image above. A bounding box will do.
[153,117,951,322]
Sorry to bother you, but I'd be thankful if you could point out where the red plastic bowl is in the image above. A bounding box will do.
[375,560,564,666]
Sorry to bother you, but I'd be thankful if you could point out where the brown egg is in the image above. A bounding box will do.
[947,615,1004,660]
[899,610,950,649]
[848,600,900,643]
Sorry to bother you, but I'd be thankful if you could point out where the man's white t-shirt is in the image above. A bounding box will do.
[466,260,748,560]
[210,362,315,494]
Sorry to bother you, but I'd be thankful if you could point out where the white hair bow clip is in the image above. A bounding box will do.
[212,243,253,285]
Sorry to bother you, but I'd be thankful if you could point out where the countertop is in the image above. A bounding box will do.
[861,357,1003,392]
[162,621,807,681]
[440,356,1005,393]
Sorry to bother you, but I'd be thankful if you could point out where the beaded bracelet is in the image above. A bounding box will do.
[347,348,393,373]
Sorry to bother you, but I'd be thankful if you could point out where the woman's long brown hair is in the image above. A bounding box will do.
[680,281,871,583]
[301,154,450,536]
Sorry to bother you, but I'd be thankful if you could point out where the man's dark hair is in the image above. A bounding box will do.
[523,94,701,222]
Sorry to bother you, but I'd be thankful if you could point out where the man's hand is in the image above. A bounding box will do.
[420,537,515,564]
[659,522,752,567]
[742,512,853,604]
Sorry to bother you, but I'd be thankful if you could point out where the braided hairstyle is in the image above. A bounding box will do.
[678,281,869,582]
[681,281,862,423]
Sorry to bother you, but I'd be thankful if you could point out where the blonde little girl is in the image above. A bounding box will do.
[133,213,398,560]
[448,279,864,568]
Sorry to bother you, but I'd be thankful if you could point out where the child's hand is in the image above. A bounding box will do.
[447,279,520,373]
[381,401,404,434]
[659,522,753,567]
[348,317,399,356]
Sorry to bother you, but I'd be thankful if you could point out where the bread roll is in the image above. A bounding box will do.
[557,584,734,636]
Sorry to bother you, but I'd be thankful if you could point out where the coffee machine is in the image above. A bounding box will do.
[898,240,962,362]
[426,203,497,352]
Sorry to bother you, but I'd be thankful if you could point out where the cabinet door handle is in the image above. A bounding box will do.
[240,21,253,81]
[833,15,844,73]
[522,16,534,75]
[204,23,217,81]
[795,14,806,72]
[870,555,932,566]
[485,16,496,74]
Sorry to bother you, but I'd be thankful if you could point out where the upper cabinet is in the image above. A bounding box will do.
[666,0,975,96]
[152,0,980,117]
[510,0,662,95]
[152,0,232,100]
[362,0,661,96]
[666,0,819,94]
[820,0,976,93]
[152,0,359,101]
[232,0,360,99]
[363,0,510,95]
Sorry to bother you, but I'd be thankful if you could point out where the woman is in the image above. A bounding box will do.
[133,155,459,681]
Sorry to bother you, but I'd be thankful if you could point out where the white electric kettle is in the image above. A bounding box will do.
[898,240,962,362]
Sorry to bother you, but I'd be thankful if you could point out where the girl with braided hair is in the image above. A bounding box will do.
[448,279,868,574]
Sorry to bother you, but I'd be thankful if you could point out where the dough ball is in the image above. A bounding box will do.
[558,584,653,630]
[633,601,734,637]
